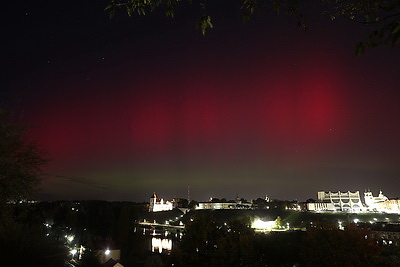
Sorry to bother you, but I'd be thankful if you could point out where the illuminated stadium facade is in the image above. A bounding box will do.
[308,190,400,213]
[317,191,364,212]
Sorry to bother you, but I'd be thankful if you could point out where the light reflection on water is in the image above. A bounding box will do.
[139,227,181,254]
[151,237,172,253]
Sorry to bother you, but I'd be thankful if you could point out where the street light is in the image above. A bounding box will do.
[70,249,77,259]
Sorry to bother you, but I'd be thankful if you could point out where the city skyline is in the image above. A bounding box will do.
[2,0,400,201]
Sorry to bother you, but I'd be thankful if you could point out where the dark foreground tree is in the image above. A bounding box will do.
[106,0,400,53]
[0,222,68,267]
[301,222,391,267]
[171,214,256,266]
[172,213,221,266]
[77,249,103,267]
[0,110,46,206]
[0,110,68,266]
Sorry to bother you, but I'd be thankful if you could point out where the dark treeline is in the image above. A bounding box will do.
[0,200,155,266]
[3,201,400,266]
[168,213,400,267]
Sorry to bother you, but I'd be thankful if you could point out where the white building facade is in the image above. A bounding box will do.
[307,202,336,212]
[149,193,173,212]
[364,190,389,211]
[196,197,252,210]
[308,190,399,213]
[316,191,364,212]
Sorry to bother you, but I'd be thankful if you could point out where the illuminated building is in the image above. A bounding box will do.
[252,218,276,231]
[149,193,173,212]
[372,199,400,213]
[317,191,364,212]
[196,196,252,210]
[307,202,336,212]
[308,190,400,214]
[307,191,364,212]
[364,190,389,211]
[363,190,400,213]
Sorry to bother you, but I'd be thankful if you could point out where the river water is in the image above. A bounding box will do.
[134,226,182,254]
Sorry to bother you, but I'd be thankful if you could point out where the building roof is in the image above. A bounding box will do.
[104,258,123,267]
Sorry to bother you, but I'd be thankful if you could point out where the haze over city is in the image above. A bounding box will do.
[3,0,400,202]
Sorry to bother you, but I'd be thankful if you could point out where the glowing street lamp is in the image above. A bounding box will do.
[67,235,74,242]
[70,248,77,259]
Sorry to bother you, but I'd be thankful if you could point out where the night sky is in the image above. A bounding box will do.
[2,0,400,202]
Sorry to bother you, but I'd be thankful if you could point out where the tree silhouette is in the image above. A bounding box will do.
[0,110,46,206]
[0,110,68,266]
[106,0,400,53]
[301,222,390,267]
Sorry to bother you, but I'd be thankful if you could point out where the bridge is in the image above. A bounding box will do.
[138,221,184,229]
